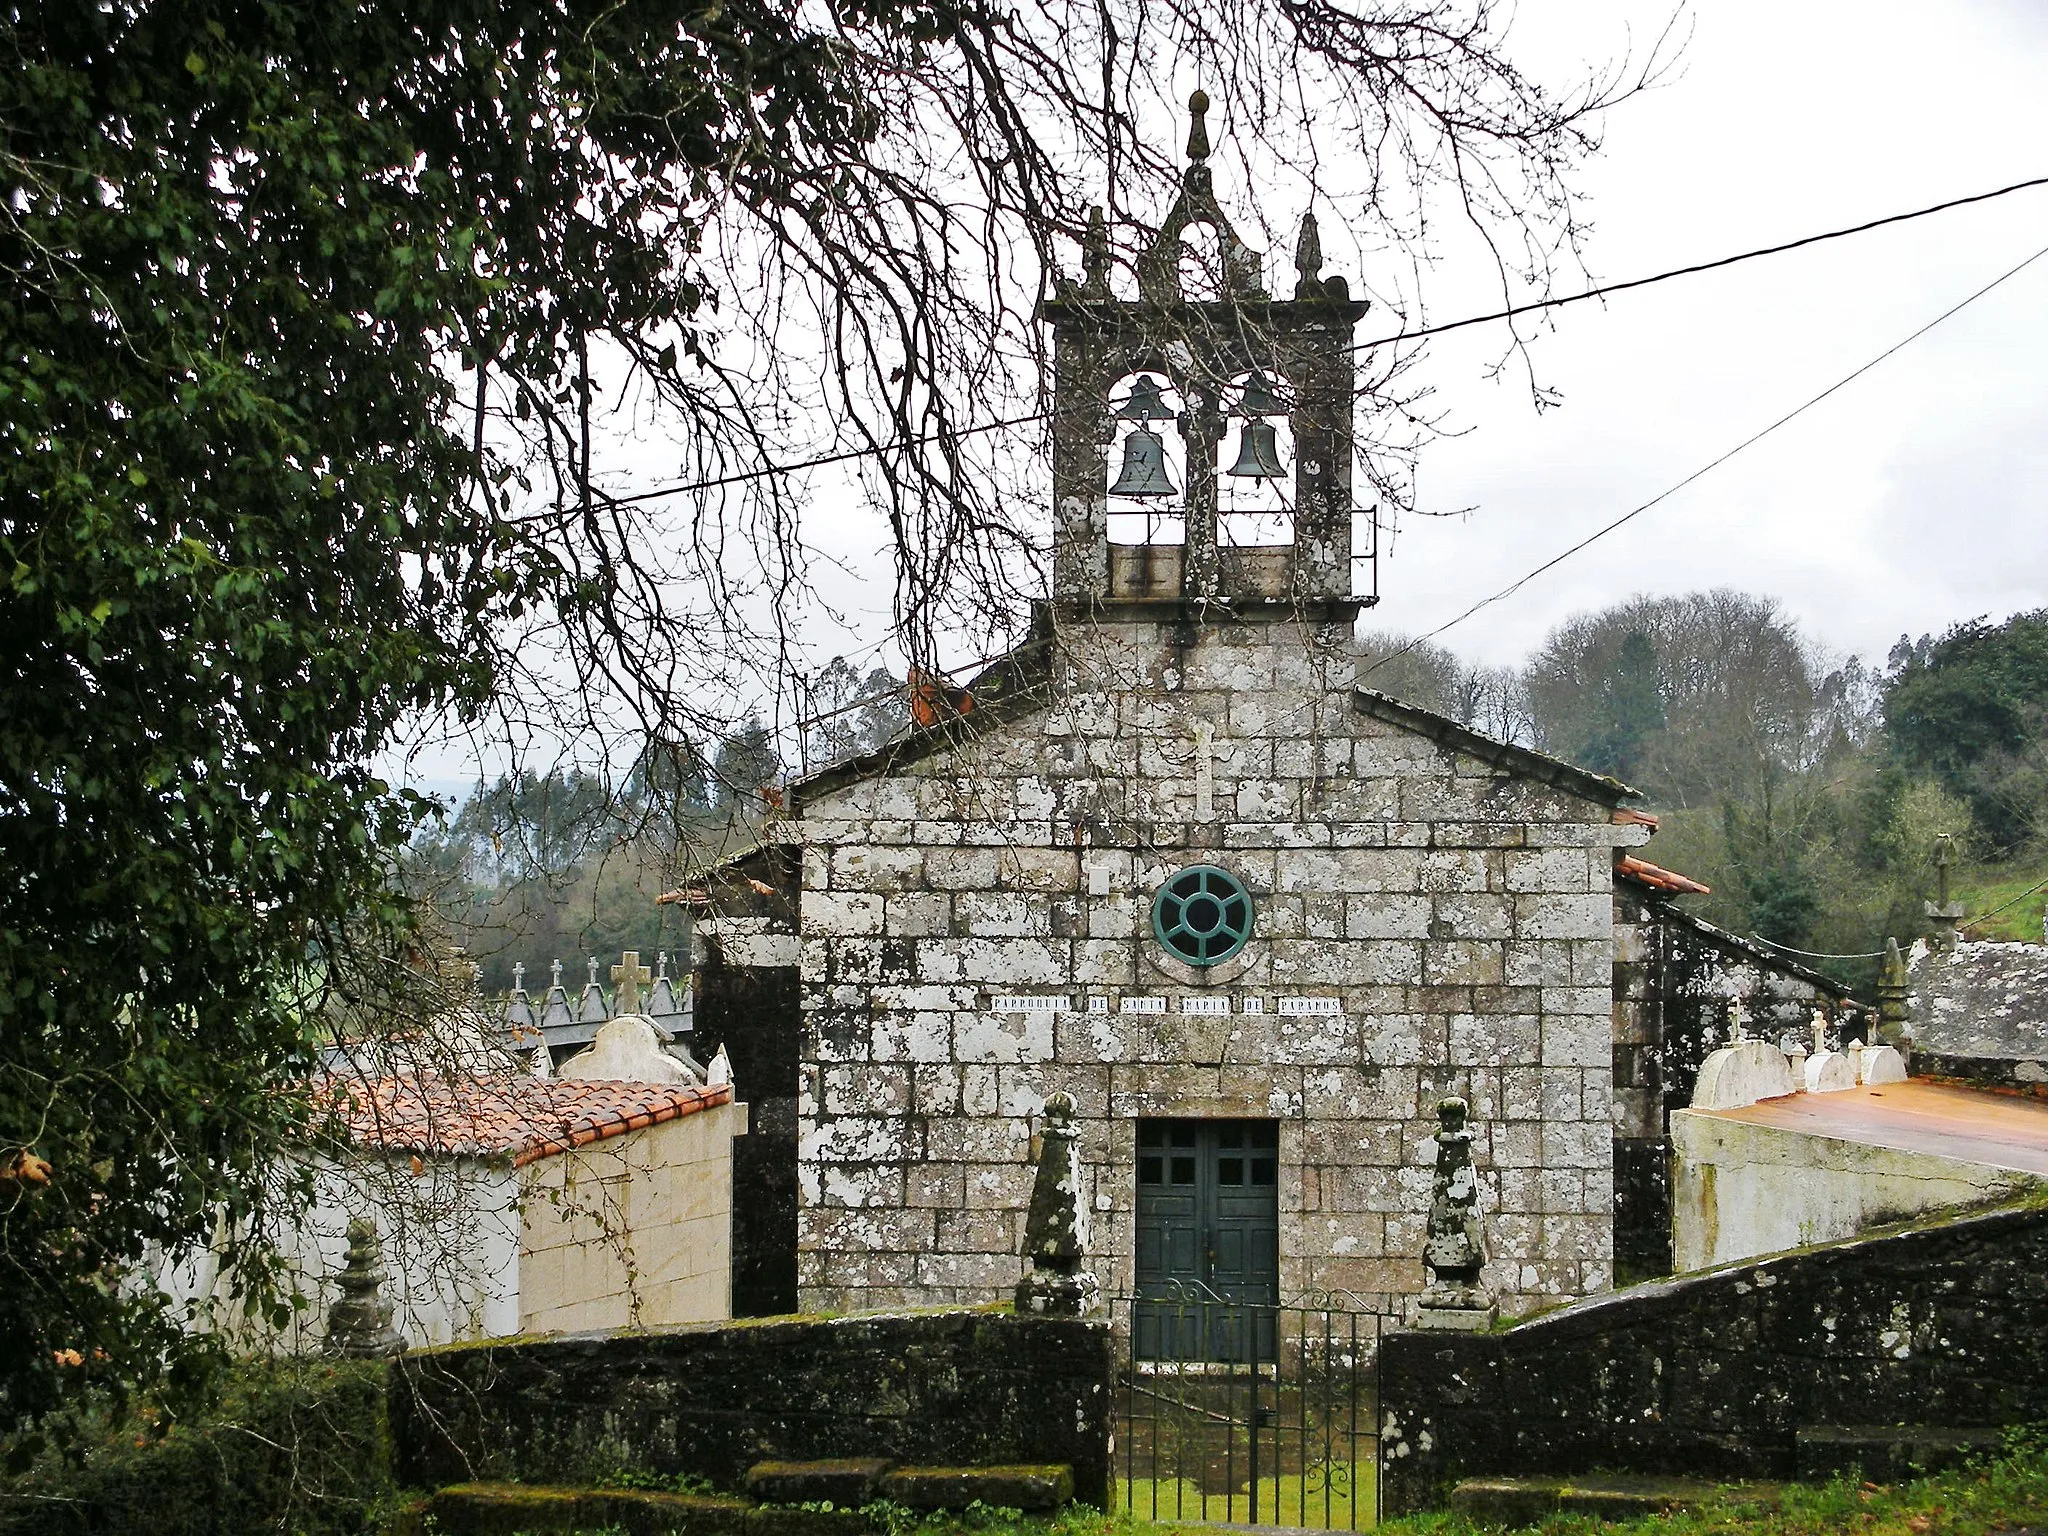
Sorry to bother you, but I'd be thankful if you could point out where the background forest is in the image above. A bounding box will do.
[416,596,2048,997]
[1368,593,2048,986]
[409,657,904,991]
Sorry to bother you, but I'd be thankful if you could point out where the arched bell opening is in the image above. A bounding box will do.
[1215,368,1296,551]
[1103,368,1190,602]
[1104,369,1187,550]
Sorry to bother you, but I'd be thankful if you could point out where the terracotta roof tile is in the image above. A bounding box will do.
[1617,854,1711,895]
[320,1074,732,1168]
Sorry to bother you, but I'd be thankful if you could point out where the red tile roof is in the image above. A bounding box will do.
[1617,854,1711,895]
[320,1075,733,1168]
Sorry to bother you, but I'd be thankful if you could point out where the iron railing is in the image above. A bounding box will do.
[1112,1284,1379,1529]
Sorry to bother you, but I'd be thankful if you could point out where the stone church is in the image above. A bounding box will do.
[683,101,1843,1336]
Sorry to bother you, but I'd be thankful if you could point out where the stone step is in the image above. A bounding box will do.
[395,1483,870,1536]
[746,1458,895,1506]
[1797,1425,2008,1483]
[397,1462,1079,1536]
[1449,1474,1735,1525]
[878,1464,1076,1512]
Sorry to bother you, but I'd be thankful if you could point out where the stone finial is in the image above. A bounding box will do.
[326,1219,405,1358]
[1015,1092,1100,1317]
[578,958,609,1024]
[1185,89,1211,165]
[539,959,574,1032]
[1294,210,1324,298]
[647,952,687,1030]
[1081,205,1111,298]
[1727,996,1747,1043]
[1811,1009,1829,1057]
[611,950,651,1015]
[1877,936,1912,1050]
[1925,834,1966,954]
[503,961,537,1036]
[1417,1097,1494,1330]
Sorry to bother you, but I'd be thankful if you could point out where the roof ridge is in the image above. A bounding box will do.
[1350,687,1639,807]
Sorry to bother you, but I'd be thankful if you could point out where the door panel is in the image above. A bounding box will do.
[1134,1117,1280,1361]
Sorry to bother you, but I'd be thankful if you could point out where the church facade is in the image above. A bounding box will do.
[783,619,1644,1324]
[685,100,1680,1335]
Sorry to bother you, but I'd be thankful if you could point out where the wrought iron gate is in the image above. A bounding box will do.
[1113,1286,1379,1529]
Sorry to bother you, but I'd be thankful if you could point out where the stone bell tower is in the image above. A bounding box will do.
[1045,91,1373,620]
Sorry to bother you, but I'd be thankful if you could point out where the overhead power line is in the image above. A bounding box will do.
[607,172,2048,508]
[1360,236,2048,677]
[1962,876,2048,932]
[1359,171,2048,351]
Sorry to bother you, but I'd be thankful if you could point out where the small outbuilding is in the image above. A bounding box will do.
[168,1070,745,1348]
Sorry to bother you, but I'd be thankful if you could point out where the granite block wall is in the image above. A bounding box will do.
[393,1309,1114,1507]
[785,617,1645,1328]
[1377,1201,2048,1514]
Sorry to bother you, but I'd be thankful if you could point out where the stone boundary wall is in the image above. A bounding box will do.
[1377,1202,2048,1515]
[390,1308,1113,1508]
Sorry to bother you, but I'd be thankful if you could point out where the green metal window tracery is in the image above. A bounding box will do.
[1151,864,1254,967]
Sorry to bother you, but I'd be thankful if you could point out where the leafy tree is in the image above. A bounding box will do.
[0,0,1663,1429]
[1886,611,2048,847]
[1574,630,1665,782]
[1525,590,1819,807]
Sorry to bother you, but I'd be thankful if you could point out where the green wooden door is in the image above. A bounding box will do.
[1134,1119,1279,1359]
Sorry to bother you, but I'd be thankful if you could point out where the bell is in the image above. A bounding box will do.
[1237,370,1286,417]
[1109,428,1177,497]
[1115,374,1176,423]
[1226,419,1286,479]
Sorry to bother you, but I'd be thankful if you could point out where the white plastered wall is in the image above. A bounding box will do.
[1671,1110,2040,1271]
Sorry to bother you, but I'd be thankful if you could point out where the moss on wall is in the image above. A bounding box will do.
[0,1359,395,1536]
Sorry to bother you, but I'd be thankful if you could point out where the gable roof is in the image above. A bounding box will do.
[1617,854,1712,895]
[1640,899,1853,999]
[1349,688,1638,807]
[321,1075,733,1168]
[789,643,1641,812]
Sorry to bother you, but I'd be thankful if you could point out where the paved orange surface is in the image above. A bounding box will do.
[1700,1079,2048,1176]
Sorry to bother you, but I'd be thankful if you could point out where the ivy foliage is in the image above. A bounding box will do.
[1,0,1657,1433]
[0,0,894,1431]
[0,1358,392,1536]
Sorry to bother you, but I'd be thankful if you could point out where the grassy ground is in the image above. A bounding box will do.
[1120,1465,1372,1528]
[510,1435,2048,1534]
[1954,864,2048,942]
[1389,1438,2048,1536]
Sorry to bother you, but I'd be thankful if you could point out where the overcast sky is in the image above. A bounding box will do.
[393,0,2048,791]
[1359,0,2048,671]
[777,0,2048,689]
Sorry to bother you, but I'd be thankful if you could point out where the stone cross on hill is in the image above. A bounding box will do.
[611,950,651,1014]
